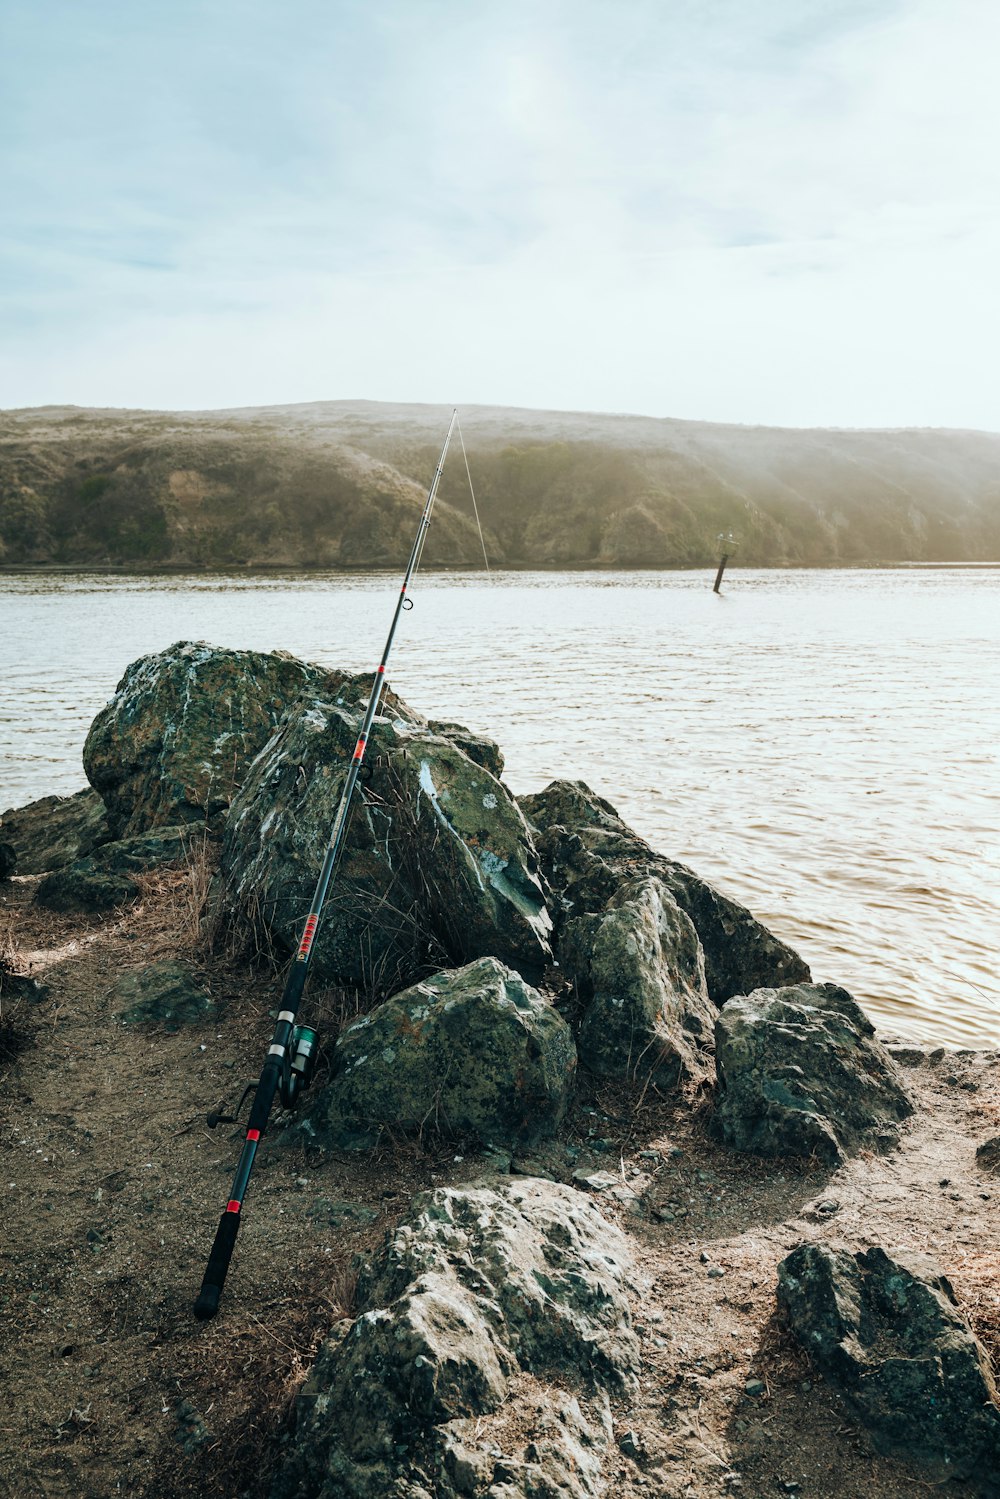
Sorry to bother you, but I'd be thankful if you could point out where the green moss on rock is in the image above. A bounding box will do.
[83,641,328,837]
[314,957,576,1149]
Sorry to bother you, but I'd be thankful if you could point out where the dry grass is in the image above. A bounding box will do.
[150,1266,358,1499]
[1,912,20,971]
[0,915,35,1064]
[132,833,221,958]
[950,1251,1000,1379]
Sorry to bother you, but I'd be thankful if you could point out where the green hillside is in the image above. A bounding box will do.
[1,400,998,567]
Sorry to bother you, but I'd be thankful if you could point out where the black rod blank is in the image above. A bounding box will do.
[193,410,458,1319]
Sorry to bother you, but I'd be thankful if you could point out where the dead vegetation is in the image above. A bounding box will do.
[0,915,36,1065]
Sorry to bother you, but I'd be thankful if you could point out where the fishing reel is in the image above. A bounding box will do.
[206,1024,320,1128]
[281,1023,319,1107]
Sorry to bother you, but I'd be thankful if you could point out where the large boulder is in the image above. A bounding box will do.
[218,679,552,991]
[313,957,576,1149]
[0,788,110,874]
[35,826,194,913]
[275,1178,639,1499]
[713,982,914,1163]
[519,780,810,1005]
[563,875,715,1085]
[777,1242,1000,1480]
[83,641,327,837]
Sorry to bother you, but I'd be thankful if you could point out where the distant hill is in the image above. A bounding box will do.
[1,399,998,568]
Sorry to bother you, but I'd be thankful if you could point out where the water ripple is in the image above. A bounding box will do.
[2,566,998,1048]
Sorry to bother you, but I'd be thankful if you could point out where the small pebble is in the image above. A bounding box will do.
[744,1378,765,1397]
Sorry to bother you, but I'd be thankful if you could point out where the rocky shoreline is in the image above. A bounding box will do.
[2,641,998,1498]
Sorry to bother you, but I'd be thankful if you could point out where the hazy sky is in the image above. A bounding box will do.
[2,0,998,428]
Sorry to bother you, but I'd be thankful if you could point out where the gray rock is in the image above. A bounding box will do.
[312,957,576,1150]
[83,641,328,837]
[618,1428,644,1460]
[0,967,48,1005]
[113,960,215,1030]
[306,1198,379,1228]
[35,864,140,913]
[428,720,504,779]
[276,1177,638,1499]
[0,788,110,874]
[35,825,195,912]
[713,983,914,1163]
[777,1242,1000,1480]
[219,684,552,991]
[572,1169,620,1191]
[976,1136,1000,1174]
[86,825,196,874]
[565,874,715,1086]
[884,1041,931,1068]
[519,779,810,1005]
[173,1398,214,1454]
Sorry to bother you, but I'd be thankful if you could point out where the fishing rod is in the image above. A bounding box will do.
[193,409,459,1320]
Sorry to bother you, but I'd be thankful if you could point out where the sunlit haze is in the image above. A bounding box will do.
[2,0,998,429]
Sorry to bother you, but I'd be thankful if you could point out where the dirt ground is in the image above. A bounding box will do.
[1,862,998,1499]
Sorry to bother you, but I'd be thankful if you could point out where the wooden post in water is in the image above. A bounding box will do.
[713,532,737,593]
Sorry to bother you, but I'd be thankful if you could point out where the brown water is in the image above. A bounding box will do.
[2,567,998,1048]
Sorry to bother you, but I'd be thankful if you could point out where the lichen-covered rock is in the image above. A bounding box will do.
[0,788,110,874]
[34,826,194,913]
[713,983,914,1162]
[428,719,504,779]
[113,960,216,1030]
[83,641,328,837]
[777,1242,1000,1480]
[275,1178,639,1499]
[35,864,139,913]
[519,779,810,1005]
[312,957,575,1150]
[563,875,715,1086]
[219,682,552,991]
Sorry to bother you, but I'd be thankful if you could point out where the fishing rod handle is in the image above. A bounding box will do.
[193,1209,241,1319]
[192,1048,283,1319]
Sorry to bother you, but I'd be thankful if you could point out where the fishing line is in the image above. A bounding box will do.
[409,413,491,586]
[456,414,492,581]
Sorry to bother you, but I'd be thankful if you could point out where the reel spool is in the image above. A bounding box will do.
[280,1024,319,1107]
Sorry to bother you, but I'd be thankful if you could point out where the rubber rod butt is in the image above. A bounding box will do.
[193,1209,241,1319]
